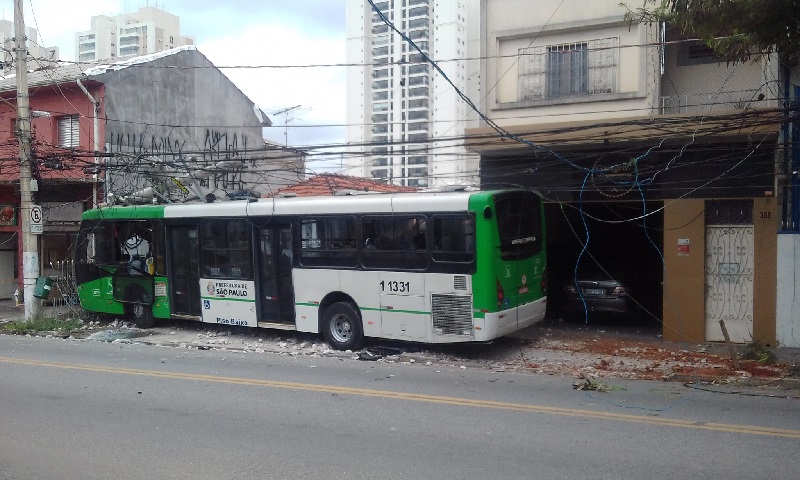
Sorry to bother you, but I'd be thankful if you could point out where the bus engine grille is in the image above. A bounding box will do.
[431,294,473,336]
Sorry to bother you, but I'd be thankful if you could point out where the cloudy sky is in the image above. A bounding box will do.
[13,0,348,171]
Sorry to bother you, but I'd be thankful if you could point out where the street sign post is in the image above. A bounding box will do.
[30,204,43,234]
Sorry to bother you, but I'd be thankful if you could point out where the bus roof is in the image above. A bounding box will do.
[81,190,510,221]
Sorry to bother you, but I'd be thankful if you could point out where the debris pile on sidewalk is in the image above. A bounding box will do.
[510,334,792,382]
[2,302,797,387]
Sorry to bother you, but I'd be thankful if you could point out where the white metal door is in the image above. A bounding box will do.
[705,226,754,342]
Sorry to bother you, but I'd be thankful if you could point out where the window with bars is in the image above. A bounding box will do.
[518,37,617,101]
[547,43,587,97]
[57,115,80,148]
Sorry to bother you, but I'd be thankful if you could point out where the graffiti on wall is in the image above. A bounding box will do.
[202,130,250,164]
[108,132,189,159]
[107,128,254,196]
[108,129,249,163]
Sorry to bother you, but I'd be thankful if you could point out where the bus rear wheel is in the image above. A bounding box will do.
[322,302,364,351]
[127,301,155,329]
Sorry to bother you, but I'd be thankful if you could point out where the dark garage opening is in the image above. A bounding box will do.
[544,201,664,330]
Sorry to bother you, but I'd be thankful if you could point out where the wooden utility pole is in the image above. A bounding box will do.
[14,0,40,319]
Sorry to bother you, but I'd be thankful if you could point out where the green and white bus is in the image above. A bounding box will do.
[74,189,546,350]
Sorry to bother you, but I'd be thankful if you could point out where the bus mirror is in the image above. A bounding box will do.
[483,206,493,220]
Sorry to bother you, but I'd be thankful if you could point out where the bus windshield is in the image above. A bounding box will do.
[494,191,542,260]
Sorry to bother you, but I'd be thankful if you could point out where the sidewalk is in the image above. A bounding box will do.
[2,300,798,392]
[0,299,77,323]
[510,317,800,387]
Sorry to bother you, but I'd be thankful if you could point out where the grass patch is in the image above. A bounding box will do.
[573,374,627,392]
[741,341,777,364]
[2,316,83,334]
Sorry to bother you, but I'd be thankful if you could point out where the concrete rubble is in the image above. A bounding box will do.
[2,301,799,396]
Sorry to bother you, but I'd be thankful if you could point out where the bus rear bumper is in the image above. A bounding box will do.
[474,297,547,341]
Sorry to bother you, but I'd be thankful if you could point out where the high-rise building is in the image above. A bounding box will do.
[75,6,194,64]
[0,20,59,74]
[345,0,480,188]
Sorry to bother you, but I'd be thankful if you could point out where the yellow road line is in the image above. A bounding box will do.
[2,355,798,438]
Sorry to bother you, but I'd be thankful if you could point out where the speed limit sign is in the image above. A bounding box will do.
[30,205,43,234]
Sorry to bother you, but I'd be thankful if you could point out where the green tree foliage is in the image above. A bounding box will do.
[622,0,800,64]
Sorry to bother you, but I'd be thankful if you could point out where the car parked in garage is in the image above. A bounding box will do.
[561,261,638,320]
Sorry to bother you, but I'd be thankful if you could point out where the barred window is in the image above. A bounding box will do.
[518,37,617,101]
[546,43,588,98]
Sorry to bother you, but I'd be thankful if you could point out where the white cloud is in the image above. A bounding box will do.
[198,21,346,148]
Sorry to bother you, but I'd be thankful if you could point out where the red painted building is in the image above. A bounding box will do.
[0,65,104,299]
[0,48,298,302]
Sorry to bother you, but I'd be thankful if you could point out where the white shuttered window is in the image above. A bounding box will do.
[57,115,80,147]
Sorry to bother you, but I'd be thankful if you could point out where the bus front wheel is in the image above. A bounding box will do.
[127,301,155,329]
[322,302,364,351]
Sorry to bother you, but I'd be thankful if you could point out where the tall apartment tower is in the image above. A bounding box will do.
[345,0,480,188]
[75,6,194,63]
[0,20,59,74]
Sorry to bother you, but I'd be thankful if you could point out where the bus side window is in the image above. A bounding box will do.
[300,217,357,267]
[433,215,475,263]
[200,220,252,279]
[362,216,427,270]
[412,218,426,250]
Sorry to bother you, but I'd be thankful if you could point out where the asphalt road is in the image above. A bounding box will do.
[0,335,798,480]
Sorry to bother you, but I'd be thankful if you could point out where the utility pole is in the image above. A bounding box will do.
[14,0,39,319]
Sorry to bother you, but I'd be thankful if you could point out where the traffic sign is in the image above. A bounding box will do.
[30,205,43,234]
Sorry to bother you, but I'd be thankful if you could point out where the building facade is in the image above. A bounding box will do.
[467,0,796,346]
[0,47,304,301]
[86,47,302,204]
[345,0,481,187]
[75,6,194,64]
[0,65,102,300]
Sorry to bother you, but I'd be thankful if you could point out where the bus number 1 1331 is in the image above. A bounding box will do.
[380,280,410,293]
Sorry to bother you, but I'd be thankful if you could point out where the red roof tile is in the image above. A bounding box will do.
[264,174,418,197]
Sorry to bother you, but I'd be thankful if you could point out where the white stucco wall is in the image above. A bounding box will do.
[482,0,659,126]
[776,233,800,347]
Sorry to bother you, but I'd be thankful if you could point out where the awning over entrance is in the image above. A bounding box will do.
[465,107,782,154]
[467,108,781,203]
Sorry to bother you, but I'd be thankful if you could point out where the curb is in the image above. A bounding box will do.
[666,373,800,392]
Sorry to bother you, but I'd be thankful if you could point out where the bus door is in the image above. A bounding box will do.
[168,225,201,316]
[257,225,295,323]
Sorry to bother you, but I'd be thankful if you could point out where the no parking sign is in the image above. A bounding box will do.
[30,205,43,234]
